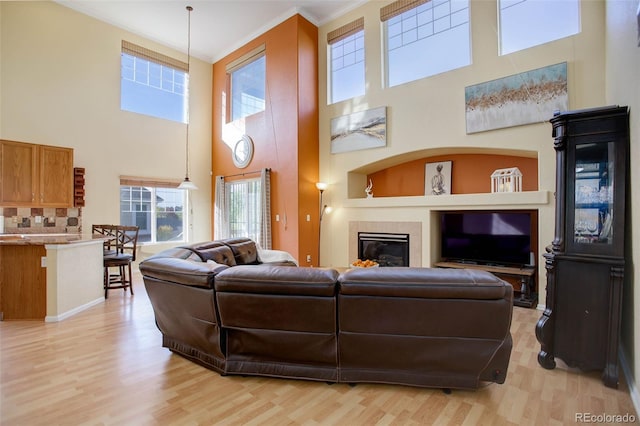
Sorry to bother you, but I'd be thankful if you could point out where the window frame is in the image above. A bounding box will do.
[225,177,262,242]
[226,45,267,123]
[381,0,471,88]
[120,40,189,123]
[328,17,366,104]
[119,177,189,245]
[498,0,581,56]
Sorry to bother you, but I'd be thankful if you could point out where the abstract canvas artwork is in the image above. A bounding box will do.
[465,62,568,134]
[330,106,387,154]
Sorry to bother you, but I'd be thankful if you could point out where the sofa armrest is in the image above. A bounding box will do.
[140,257,229,289]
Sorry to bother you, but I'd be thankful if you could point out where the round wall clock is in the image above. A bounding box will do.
[232,134,254,169]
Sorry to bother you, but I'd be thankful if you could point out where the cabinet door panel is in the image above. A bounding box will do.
[39,145,73,206]
[0,140,37,204]
[0,245,47,320]
[566,132,625,257]
[554,260,609,370]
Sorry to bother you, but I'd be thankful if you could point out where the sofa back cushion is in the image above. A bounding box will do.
[187,241,237,266]
[221,238,260,265]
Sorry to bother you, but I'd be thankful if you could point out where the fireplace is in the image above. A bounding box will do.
[358,232,410,267]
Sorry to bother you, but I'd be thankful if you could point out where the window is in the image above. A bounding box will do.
[499,0,580,55]
[225,178,262,242]
[227,46,266,122]
[214,169,272,248]
[120,41,188,123]
[383,0,470,87]
[119,178,188,244]
[328,18,365,104]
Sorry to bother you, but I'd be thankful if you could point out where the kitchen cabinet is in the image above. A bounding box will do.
[0,140,74,207]
[0,244,47,320]
[535,106,629,388]
[0,234,105,321]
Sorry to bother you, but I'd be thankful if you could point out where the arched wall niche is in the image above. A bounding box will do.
[347,147,538,199]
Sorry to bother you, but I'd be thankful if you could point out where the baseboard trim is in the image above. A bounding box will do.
[45,297,104,322]
[619,347,640,419]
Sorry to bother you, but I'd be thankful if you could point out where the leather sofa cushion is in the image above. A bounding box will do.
[339,267,510,300]
[186,241,237,266]
[147,246,198,261]
[215,265,339,296]
[139,257,229,289]
[221,238,260,265]
[199,246,237,266]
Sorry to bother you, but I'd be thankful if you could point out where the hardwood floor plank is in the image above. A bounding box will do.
[1,271,637,425]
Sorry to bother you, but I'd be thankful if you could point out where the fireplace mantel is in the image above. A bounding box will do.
[343,190,550,209]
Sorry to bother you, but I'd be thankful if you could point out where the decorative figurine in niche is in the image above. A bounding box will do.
[365,179,374,198]
[431,163,446,195]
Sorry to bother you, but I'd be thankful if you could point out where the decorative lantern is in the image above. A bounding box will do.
[491,167,522,193]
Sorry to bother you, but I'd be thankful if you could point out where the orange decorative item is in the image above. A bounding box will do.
[351,259,379,268]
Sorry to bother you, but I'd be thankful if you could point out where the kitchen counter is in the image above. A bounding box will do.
[0,234,105,321]
[0,233,107,245]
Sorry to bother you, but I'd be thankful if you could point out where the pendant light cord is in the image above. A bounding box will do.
[184,6,193,181]
[185,5,192,181]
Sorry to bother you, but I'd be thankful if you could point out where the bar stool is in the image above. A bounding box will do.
[102,225,139,298]
[92,224,118,257]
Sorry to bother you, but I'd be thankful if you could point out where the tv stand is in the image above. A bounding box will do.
[434,261,537,308]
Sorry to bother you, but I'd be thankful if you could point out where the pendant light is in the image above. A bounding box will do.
[178,5,198,190]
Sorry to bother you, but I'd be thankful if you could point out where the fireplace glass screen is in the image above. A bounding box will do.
[358,232,409,267]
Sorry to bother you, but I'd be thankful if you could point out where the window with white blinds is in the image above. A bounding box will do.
[225,178,262,242]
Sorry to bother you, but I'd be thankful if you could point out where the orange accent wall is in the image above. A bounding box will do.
[368,154,538,197]
[211,15,319,264]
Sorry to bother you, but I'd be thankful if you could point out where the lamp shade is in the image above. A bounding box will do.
[316,182,328,191]
[178,177,198,190]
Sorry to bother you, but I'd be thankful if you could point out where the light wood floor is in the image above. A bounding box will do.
[1,272,637,426]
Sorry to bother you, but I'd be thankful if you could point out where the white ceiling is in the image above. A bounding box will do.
[55,0,366,63]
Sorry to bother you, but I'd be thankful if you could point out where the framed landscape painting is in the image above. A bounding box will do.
[330,107,387,154]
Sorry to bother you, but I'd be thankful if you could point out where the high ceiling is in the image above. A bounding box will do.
[55,0,366,63]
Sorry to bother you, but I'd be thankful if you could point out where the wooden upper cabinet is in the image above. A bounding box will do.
[0,140,38,204]
[0,140,73,207]
[39,145,74,206]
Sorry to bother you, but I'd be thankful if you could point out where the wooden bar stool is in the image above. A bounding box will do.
[102,225,139,298]
[92,224,118,257]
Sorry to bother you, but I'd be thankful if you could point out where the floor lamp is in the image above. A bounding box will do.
[316,182,328,266]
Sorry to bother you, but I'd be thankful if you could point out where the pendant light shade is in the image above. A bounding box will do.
[178,177,198,190]
[179,5,197,190]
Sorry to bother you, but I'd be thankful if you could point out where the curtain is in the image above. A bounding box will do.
[215,169,271,247]
[259,168,272,249]
[214,175,228,240]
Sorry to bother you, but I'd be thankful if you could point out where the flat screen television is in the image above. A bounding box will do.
[440,210,532,267]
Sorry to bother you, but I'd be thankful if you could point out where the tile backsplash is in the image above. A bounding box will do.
[1,207,82,234]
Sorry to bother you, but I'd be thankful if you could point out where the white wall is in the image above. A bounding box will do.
[0,2,213,258]
[605,0,640,412]
[318,0,607,307]
[318,0,636,406]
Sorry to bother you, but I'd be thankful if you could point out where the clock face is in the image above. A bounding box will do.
[232,135,254,168]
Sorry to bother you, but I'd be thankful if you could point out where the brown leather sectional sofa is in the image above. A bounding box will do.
[140,238,514,390]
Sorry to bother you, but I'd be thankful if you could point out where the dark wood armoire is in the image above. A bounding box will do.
[535,105,629,388]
